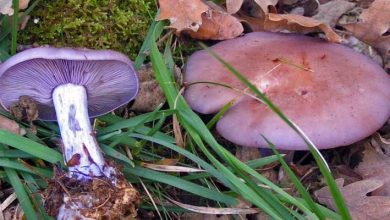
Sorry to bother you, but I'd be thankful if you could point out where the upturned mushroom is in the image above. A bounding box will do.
[0,47,140,219]
[184,32,390,150]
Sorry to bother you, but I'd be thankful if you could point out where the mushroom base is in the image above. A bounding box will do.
[45,165,140,220]
[53,83,114,180]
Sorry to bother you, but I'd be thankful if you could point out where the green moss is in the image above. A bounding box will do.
[20,0,155,59]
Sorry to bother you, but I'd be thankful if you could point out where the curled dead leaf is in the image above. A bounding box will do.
[354,142,390,196]
[315,178,390,220]
[264,13,343,43]
[342,0,390,56]
[184,10,244,40]
[237,9,342,43]
[158,0,243,40]
[312,0,356,27]
[157,0,209,32]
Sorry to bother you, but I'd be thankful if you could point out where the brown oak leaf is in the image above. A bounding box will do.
[264,13,343,43]
[312,0,356,27]
[342,0,390,56]
[157,0,209,32]
[354,142,390,196]
[315,178,390,220]
[184,10,244,40]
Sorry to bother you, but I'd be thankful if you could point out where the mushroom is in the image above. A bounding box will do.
[184,32,390,150]
[0,47,139,219]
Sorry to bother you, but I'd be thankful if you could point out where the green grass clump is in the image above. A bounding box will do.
[19,0,155,59]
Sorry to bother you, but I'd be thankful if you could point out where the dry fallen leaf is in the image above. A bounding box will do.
[157,0,209,32]
[312,0,356,27]
[264,13,343,43]
[158,0,243,40]
[343,0,390,56]
[315,178,390,220]
[184,10,244,40]
[370,132,390,156]
[354,142,390,196]
[0,115,24,135]
[226,0,244,14]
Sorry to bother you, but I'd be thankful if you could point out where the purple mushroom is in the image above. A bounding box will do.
[0,47,139,219]
[184,32,390,150]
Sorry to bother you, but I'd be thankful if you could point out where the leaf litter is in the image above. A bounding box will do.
[342,0,390,57]
[315,178,390,219]
[157,0,209,32]
[312,0,356,27]
[158,0,244,40]
[354,138,390,196]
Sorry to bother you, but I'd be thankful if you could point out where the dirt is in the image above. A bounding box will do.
[44,163,140,220]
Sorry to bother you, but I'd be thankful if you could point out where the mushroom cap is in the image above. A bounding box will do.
[0,47,139,121]
[184,32,390,150]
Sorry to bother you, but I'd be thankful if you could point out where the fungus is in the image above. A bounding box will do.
[184,32,390,150]
[0,47,139,219]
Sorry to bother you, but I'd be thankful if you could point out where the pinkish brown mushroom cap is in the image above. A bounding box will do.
[0,47,139,121]
[184,32,390,150]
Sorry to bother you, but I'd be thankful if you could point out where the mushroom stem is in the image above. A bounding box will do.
[53,83,114,180]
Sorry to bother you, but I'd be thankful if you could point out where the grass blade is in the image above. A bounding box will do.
[264,136,326,220]
[0,129,63,164]
[0,158,52,177]
[11,0,19,55]
[124,166,237,205]
[5,168,38,220]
